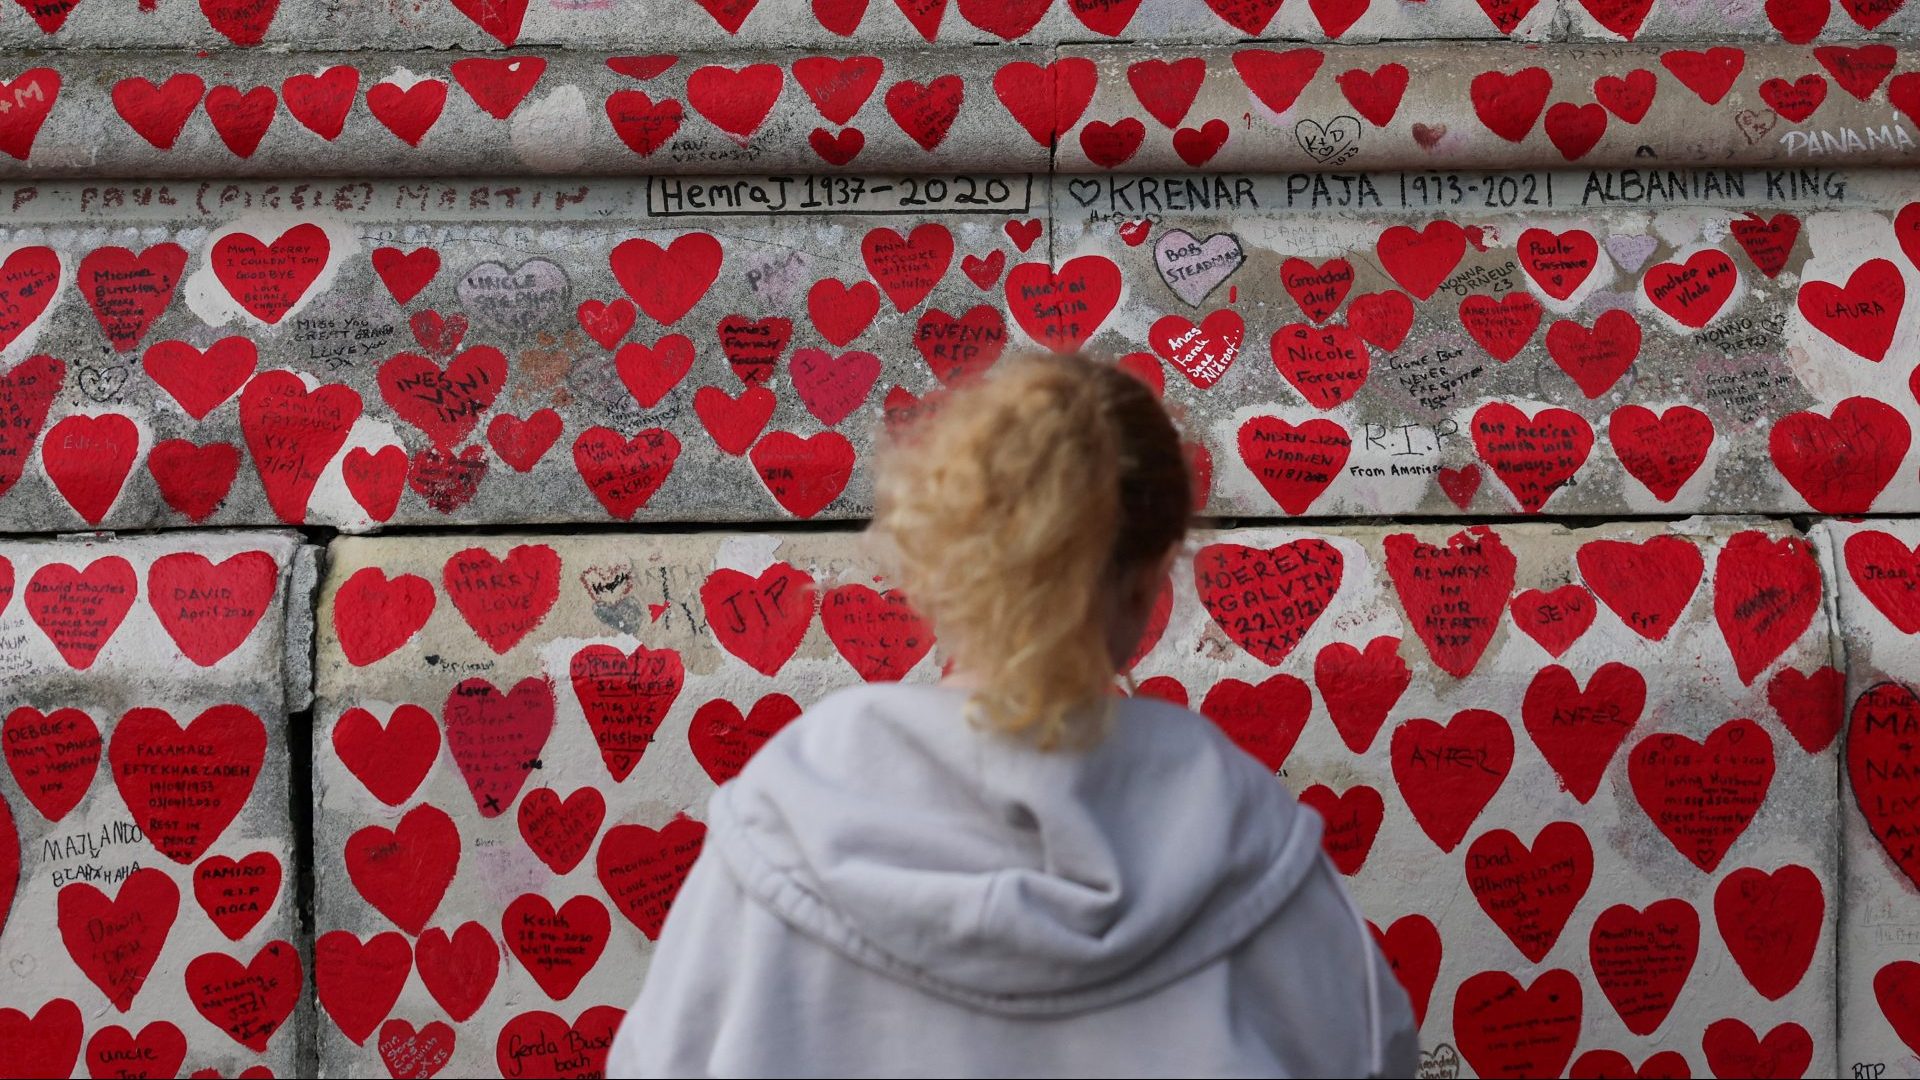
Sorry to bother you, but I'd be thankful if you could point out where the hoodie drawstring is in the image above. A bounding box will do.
[1322,851,1384,1079]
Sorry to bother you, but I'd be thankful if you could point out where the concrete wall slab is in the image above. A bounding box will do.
[1814,518,1920,1075]
[0,529,315,1079]
[311,520,1838,1077]
[4,0,1915,51]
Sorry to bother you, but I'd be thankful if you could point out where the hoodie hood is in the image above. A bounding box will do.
[706,683,1325,1017]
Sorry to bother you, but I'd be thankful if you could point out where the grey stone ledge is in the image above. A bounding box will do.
[2,0,1917,51]
[1,44,1917,177]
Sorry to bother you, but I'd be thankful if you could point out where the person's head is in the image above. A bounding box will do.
[872,353,1193,749]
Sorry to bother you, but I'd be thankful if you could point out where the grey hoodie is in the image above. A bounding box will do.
[609,683,1417,1079]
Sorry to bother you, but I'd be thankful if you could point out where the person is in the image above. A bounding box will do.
[607,353,1417,1079]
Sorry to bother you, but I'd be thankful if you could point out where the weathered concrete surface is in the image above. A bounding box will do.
[310,531,919,1078]
[310,521,1837,1078]
[0,530,313,1079]
[1054,167,1920,518]
[0,175,1042,530]
[4,0,1917,49]
[3,45,1917,175]
[1573,0,1917,43]
[0,50,1052,176]
[1056,44,1920,172]
[1814,519,1920,1075]
[3,169,1920,528]
[1164,519,1840,1080]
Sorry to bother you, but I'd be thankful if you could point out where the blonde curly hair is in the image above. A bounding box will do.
[872,353,1192,749]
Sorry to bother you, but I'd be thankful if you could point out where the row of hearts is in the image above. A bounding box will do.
[0,994,574,1078]
[7,534,1912,1060]
[0,520,1860,697]
[8,991,1901,1080]
[0,372,1909,527]
[6,689,1896,1076]
[22,834,1848,1050]
[7,0,1909,44]
[7,530,1863,807]
[0,527,1844,817]
[315,695,1810,869]
[0,694,1860,1029]
[0,521,1840,674]
[5,677,1911,1069]
[0,229,1893,481]
[6,48,1917,162]
[2,656,1834,830]
[7,211,1907,357]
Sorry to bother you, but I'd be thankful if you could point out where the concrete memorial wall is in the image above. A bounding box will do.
[1,0,1918,1077]
[0,531,315,1078]
[0,168,1917,530]
[3,0,1919,49]
[3,45,1920,176]
[1815,520,1920,1077]
[309,523,1842,1078]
